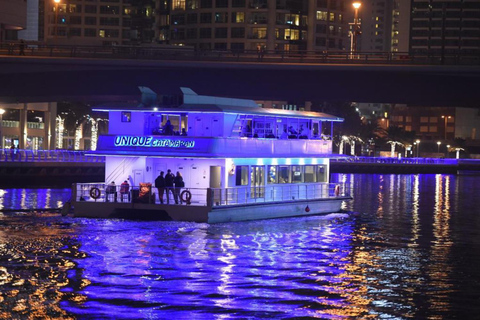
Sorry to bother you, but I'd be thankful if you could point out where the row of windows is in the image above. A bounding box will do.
[171,27,306,40]
[411,39,480,46]
[316,0,345,10]
[52,28,123,38]
[316,24,344,36]
[315,37,344,49]
[420,116,454,123]
[412,29,480,37]
[316,11,343,23]
[170,12,308,26]
[169,0,265,10]
[235,165,328,186]
[68,16,123,26]
[412,1,480,9]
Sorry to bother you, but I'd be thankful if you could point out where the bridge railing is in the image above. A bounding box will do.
[1,42,479,66]
[331,156,460,165]
[0,149,105,163]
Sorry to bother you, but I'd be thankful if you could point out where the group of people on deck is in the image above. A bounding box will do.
[154,169,185,204]
[104,171,185,204]
[152,119,188,136]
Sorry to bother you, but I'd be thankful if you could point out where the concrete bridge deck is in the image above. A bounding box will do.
[1,55,479,107]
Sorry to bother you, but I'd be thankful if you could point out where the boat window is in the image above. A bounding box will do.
[235,165,249,186]
[316,165,327,182]
[292,165,303,183]
[278,166,290,183]
[121,112,131,122]
[304,165,316,182]
[267,165,277,184]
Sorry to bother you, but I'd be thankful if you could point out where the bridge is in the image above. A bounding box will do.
[0,52,479,107]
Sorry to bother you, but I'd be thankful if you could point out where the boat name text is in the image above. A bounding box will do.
[114,136,195,148]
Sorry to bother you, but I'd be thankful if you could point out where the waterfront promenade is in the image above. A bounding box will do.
[0,149,104,188]
[1,149,479,188]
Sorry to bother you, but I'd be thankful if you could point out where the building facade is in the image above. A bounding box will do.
[410,0,480,56]
[0,102,57,150]
[0,0,27,42]
[41,0,156,45]
[157,0,348,52]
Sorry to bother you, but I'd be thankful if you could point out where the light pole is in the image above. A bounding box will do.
[437,141,441,153]
[349,2,362,57]
[54,0,61,41]
[441,115,451,140]
[0,108,4,150]
[416,139,421,157]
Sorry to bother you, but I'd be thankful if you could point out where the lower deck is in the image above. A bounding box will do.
[72,182,351,223]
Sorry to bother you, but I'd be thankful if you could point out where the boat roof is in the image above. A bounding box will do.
[93,87,344,122]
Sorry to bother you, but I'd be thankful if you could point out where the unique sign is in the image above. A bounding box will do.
[114,136,195,148]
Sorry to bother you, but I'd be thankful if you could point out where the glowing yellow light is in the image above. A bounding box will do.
[352,2,361,9]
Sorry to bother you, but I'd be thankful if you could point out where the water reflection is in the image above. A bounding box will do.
[0,188,69,211]
[1,174,480,318]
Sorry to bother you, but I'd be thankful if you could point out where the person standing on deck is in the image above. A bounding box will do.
[164,169,175,204]
[155,171,166,204]
[173,171,184,204]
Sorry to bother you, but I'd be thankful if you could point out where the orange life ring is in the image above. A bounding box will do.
[180,190,192,203]
[334,185,340,197]
[90,187,101,200]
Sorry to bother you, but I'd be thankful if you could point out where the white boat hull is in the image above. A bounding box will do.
[73,196,349,223]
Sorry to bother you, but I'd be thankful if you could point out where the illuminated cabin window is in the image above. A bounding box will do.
[235,166,249,186]
[317,165,327,182]
[121,112,131,122]
[267,165,277,184]
[278,166,290,183]
[292,165,303,183]
[304,165,315,182]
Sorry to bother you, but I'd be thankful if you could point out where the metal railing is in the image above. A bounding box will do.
[210,183,349,206]
[1,42,479,65]
[0,149,105,163]
[331,156,460,165]
[73,182,349,207]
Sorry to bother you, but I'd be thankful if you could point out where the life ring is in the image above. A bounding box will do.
[90,187,101,200]
[334,185,340,197]
[180,190,192,203]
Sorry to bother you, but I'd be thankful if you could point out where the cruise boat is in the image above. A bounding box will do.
[72,88,351,223]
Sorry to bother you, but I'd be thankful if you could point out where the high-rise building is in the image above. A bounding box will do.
[156,0,349,52]
[359,0,410,53]
[40,0,156,46]
[0,0,27,42]
[410,0,480,56]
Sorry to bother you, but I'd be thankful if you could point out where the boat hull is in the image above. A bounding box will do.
[72,197,350,223]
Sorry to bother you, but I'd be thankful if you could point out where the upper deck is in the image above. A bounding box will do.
[93,88,343,158]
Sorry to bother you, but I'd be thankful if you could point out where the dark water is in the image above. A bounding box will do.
[1,174,480,319]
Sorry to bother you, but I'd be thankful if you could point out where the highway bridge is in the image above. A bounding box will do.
[0,55,479,107]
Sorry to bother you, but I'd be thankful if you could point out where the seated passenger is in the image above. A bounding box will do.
[180,128,187,136]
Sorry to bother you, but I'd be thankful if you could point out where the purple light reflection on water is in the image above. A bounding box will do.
[2,174,480,318]
[60,215,355,319]
[0,188,70,211]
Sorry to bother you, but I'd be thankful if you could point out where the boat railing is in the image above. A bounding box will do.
[209,182,349,207]
[73,182,349,207]
[73,183,209,206]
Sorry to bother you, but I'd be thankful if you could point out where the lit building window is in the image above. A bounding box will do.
[173,0,186,9]
[316,11,327,21]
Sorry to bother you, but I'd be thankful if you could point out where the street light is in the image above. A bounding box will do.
[349,2,362,57]
[446,144,450,158]
[416,139,421,157]
[0,108,5,150]
[437,141,441,153]
[441,115,451,140]
[54,0,61,41]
